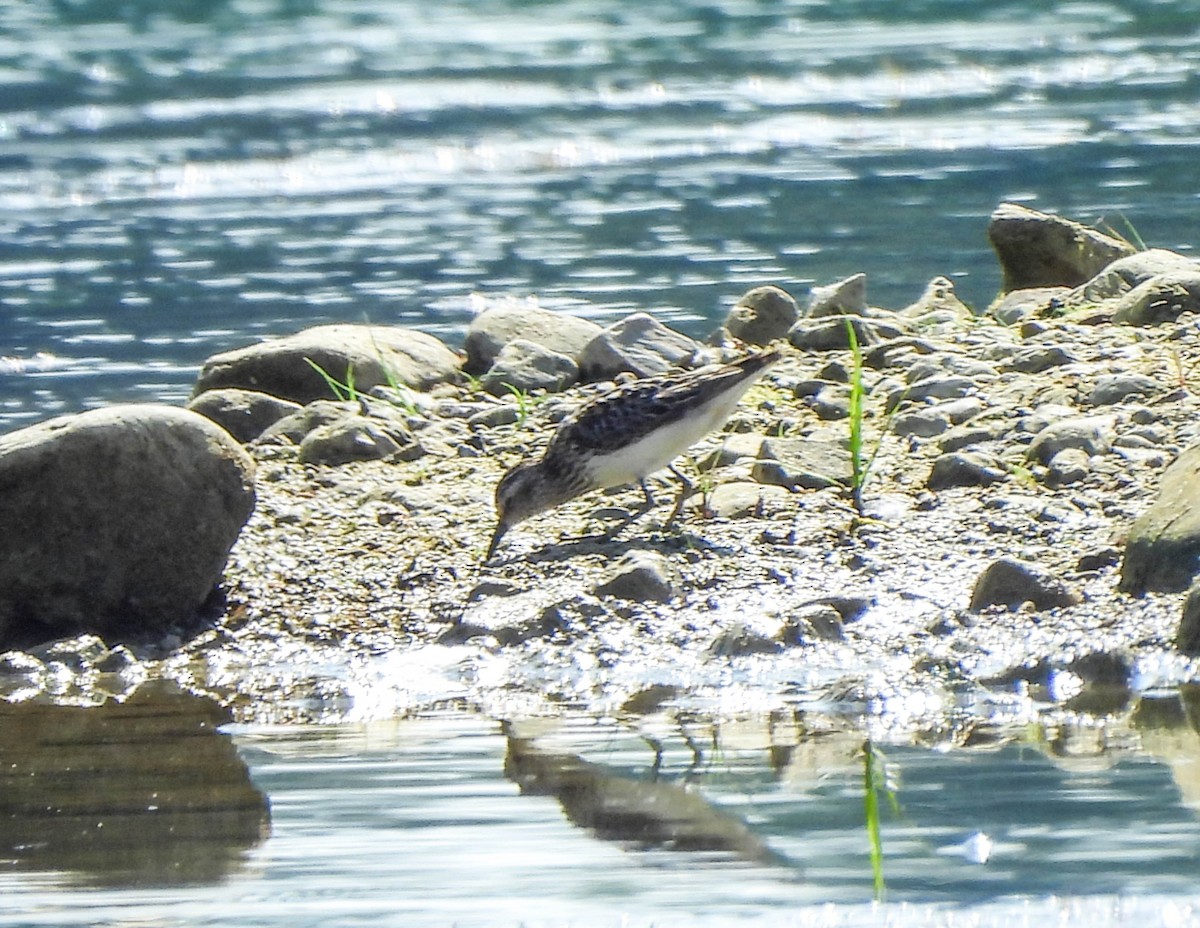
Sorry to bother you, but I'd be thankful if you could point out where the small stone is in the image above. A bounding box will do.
[724,285,799,345]
[187,389,302,443]
[594,550,676,603]
[806,273,868,318]
[463,297,603,374]
[1003,345,1074,373]
[479,339,579,396]
[927,452,1007,490]
[579,313,702,381]
[900,276,973,323]
[1090,373,1162,406]
[707,622,782,657]
[1046,448,1091,486]
[700,482,792,519]
[892,408,950,438]
[788,315,907,352]
[298,416,420,466]
[779,604,845,645]
[753,437,850,489]
[989,288,1071,325]
[969,557,1081,611]
[1026,417,1112,465]
[808,384,852,421]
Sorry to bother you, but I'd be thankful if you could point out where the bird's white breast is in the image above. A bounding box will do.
[583,386,748,489]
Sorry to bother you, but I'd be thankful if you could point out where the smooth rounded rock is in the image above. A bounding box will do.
[464,299,603,375]
[479,339,579,396]
[0,405,256,644]
[194,324,460,406]
[578,313,701,381]
[724,285,799,346]
[969,557,1081,612]
[593,550,676,603]
[186,388,301,443]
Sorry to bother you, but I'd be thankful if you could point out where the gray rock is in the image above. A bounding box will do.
[463,299,603,374]
[752,436,850,490]
[1026,416,1112,465]
[939,421,1011,453]
[937,397,986,425]
[701,481,792,519]
[927,451,1006,490]
[594,550,676,603]
[1003,345,1074,374]
[779,604,845,644]
[900,276,973,323]
[1112,271,1200,326]
[187,388,301,443]
[724,285,799,345]
[298,415,421,466]
[788,315,907,352]
[1090,373,1162,406]
[255,399,362,445]
[969,557,1081,611]
[1046,447,1091,486]
[892,408,949,438]
[806,274,868,318]
[1121,443,1200,594]
[1177,583,1200,655]
[989,287,1071,324]
[987,202,1134,292]
[887,375,974,413]
[695,433,766,470]
[1072,249,1198,303]
[707,622,782,657]
[0,405,255,644]
[578,313,702,381]
[479,339,579,396]
[194,324,460,405]
[807,384,852,421]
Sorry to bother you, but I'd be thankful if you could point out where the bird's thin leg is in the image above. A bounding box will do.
[602,479,658,540]
[665,463,693,526]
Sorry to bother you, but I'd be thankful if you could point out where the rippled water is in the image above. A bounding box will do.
[5,692,1200,926]
[3,0,1200,427]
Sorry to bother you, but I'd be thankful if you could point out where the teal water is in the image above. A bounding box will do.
[4,696,1200,926]
[2,0,1199,426]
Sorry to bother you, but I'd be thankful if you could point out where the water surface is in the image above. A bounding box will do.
[3,0,1200,426]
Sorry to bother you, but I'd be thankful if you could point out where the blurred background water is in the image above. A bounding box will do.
[2,0,1199,429]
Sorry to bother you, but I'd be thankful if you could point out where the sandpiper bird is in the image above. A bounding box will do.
[487,347,781,558]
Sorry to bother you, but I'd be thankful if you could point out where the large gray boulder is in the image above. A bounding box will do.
[464,300,603,375]
[0,405,256,645]
[193,324,460,406]
[987,202,1134,292]
[1121,443,1200,594]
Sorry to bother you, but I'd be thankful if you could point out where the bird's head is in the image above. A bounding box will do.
[486,462,548,559]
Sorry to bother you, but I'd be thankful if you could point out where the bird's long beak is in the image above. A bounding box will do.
[485,520,509,560]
